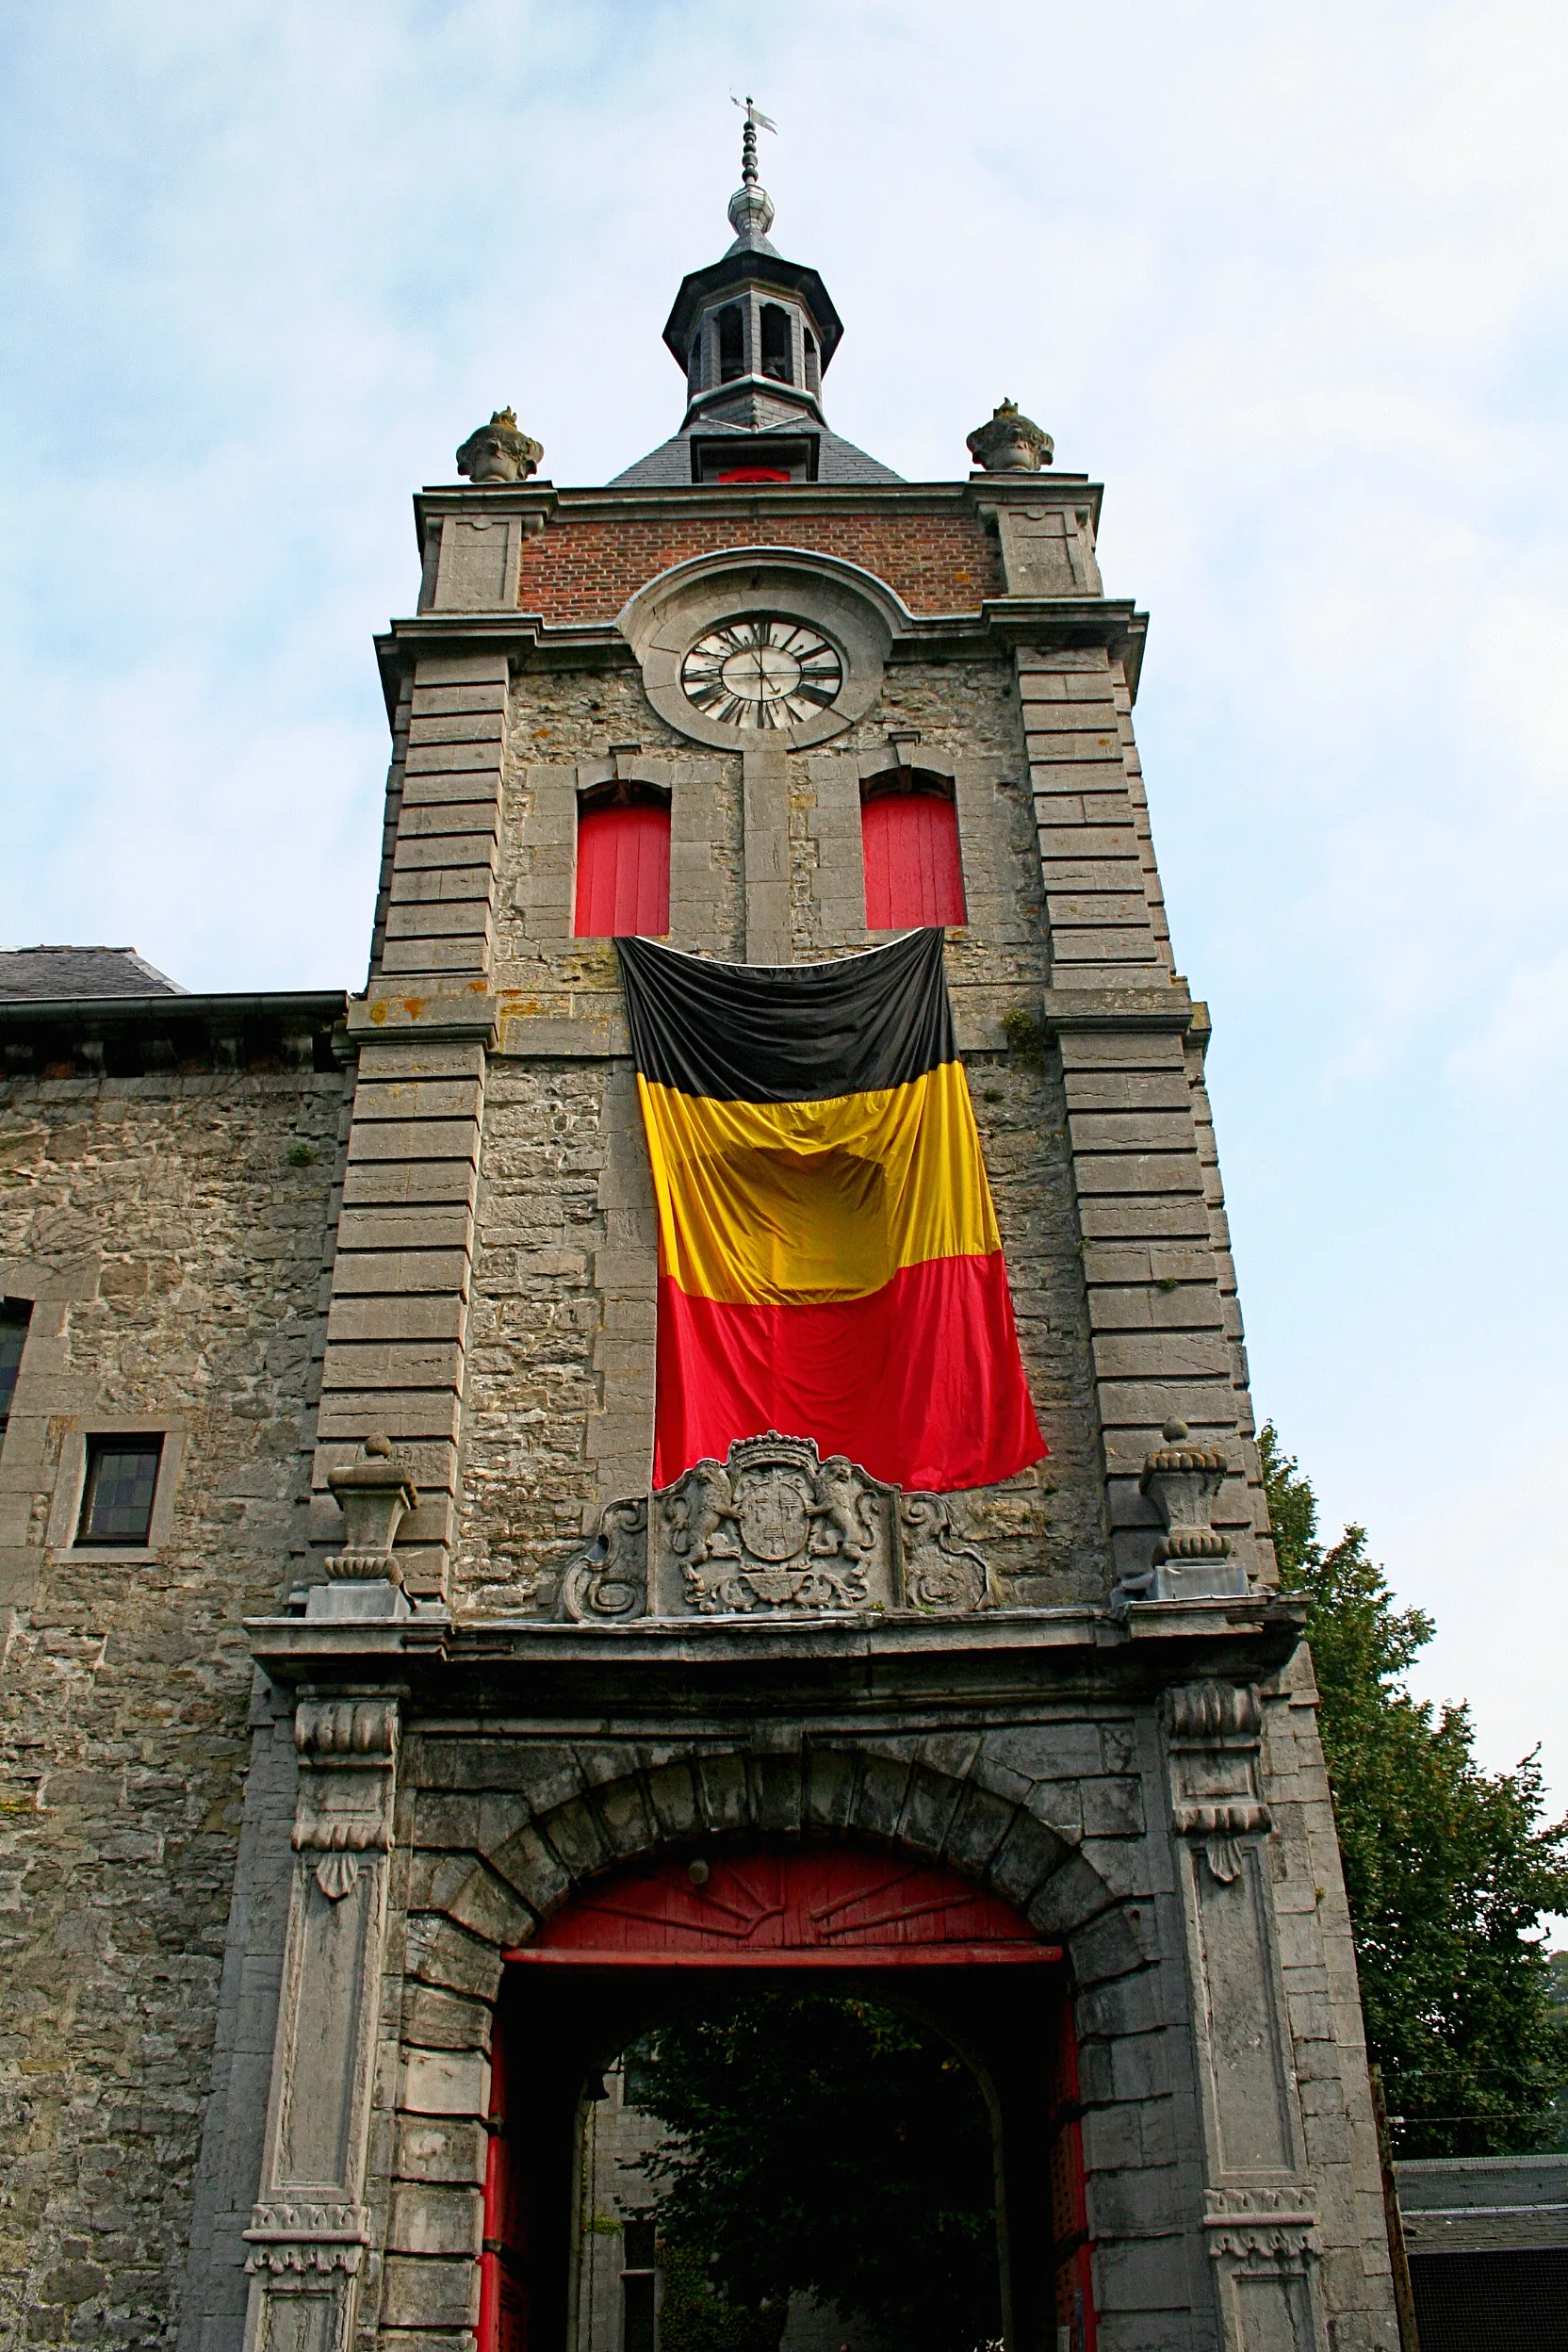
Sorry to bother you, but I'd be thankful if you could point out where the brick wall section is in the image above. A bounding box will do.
[0,1060,343,2351]
[515,510,1004,623]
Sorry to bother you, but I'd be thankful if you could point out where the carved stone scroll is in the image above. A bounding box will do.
[242,1695,403,2352]
[613,1433,996,1618]
[1164,1682,1272,1882]
[1164,1676,1309,2303]
[562,1496,647,1622]
[897,1493,992,1612]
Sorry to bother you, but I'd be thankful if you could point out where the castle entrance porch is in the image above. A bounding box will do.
[479,1841,1096,2352]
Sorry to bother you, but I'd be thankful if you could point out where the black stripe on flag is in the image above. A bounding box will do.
[615,930,956,1103]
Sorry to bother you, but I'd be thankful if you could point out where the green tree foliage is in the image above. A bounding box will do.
[1261,1423,1568,2155]
[629,1990,1002,2352]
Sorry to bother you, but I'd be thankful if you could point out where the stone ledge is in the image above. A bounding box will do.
[248,1596,1308,1699]
[346,991,498,1046]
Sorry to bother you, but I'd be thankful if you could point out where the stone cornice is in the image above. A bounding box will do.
[248,1594,1307,1711]
[372,594,1149,713]
[410,473,1102,544]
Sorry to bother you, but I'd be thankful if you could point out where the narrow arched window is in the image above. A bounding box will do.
[574,783,672,939]
[860,773,967,930]
[803,330,820,394]
[717,304,744,384]
[760,303,792,384]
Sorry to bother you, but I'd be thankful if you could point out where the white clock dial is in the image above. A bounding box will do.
[679,615,843,730]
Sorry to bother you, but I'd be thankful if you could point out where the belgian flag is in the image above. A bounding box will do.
[616,930,1045,1494]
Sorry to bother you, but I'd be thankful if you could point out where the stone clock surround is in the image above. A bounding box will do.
[615,545,902,750]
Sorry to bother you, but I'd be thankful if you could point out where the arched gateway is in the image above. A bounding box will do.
[479,1841,1095,2352]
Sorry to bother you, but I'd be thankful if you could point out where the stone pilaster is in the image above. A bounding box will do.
[743,742,792,963]
[240,1696,402,2352]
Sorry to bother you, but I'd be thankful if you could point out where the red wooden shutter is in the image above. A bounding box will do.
[574,798,671,938]
[861,788,967,929]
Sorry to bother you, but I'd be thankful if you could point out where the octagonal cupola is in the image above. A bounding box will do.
[662,103,842,444]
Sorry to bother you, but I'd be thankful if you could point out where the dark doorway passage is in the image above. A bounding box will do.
[588,1987,1004,2352]
[479,1841,1095,2352]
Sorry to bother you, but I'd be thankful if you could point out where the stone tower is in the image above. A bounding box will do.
[0,123,1398,2352]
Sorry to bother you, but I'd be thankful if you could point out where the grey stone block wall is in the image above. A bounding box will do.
[0,1056,345,2351]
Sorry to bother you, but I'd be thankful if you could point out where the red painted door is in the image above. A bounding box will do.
[479,2021,531,2352]
[489,1841,1096,2352]
[514,1843,1053,1964]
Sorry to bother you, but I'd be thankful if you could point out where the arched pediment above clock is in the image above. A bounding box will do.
[616,546,911,751]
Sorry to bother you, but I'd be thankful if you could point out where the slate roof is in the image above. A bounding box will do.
[611,424,903,489]
[0,946,186,1001]
[1396,2155,1568,2255]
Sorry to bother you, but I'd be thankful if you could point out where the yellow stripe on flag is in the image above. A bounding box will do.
[636,1061,1001,1305]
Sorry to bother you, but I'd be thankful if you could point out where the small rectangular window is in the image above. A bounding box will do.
[0,1300,31,1437]
[77,1435,164,1546]
[717,303,744,384]
[621,2217,657,2352]
[622,2218,656,2271]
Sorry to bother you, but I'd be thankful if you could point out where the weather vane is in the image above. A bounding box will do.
[730,92,777,188]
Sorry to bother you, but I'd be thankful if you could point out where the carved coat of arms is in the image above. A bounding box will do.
[559,1434,993,1623]
[667,1434,877,1614]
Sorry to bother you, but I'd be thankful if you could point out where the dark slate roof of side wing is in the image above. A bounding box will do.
[0,946,186,1001]
[1396,2155,1568,2255]
[609,427,904,488]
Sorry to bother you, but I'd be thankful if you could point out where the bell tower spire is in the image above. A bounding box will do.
[610,101,900,486]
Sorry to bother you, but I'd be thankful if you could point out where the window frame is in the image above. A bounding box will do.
[0,1298,34,1444]
[75,1433,166,1549]
[45,1416,187,1563]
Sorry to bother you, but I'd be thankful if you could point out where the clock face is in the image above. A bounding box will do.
[679,615,843,730]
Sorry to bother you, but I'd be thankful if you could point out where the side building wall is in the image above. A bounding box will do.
[0,1012,348,2350]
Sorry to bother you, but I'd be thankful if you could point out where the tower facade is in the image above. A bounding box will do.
[0,139,1399,2352]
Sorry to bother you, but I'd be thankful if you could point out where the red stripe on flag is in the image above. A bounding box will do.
[653,1252,1045,1494]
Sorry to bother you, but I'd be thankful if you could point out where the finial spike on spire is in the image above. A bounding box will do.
[727,95,778,250]
[724,92,780,249]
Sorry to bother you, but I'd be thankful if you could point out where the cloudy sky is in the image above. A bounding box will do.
[4,3,1566,1842]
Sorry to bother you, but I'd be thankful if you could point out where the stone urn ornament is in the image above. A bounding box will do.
[455,406,544,485]
[309,1435,419,1618]
[1139,1419,1230,1566]
[966,398,1054,473]
[1111,1419,1250,1606]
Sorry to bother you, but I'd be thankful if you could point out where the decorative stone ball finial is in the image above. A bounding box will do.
[966,398,1054,474]
[455,407,543,486]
